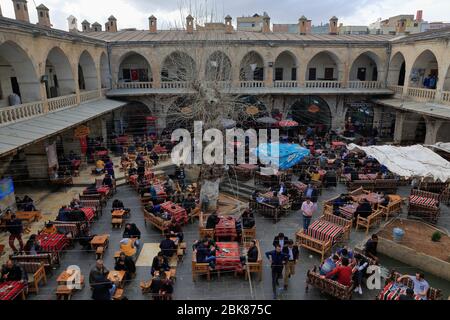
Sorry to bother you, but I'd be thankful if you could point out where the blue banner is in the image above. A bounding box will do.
[0,178,14,201]
[254,143,310,170]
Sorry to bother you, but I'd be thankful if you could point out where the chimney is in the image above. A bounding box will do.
[225,15,233,34]
[81,20,91,32]
[12,0,30,23]
[92,22,102,32]
[396,18,407,34]
[416,10,423,22]
[262,13,271,33]
[186,14,194,33]
[107,15,118,32]
[329,16,338,34]
[149,15,157,33]
[36,4,51,28]
[67,15,78,32]
[298,15,309,35]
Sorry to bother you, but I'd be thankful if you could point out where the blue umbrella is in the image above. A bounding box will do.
[254,143,310,170]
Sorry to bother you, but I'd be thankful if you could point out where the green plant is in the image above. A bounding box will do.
[431,231,442,242]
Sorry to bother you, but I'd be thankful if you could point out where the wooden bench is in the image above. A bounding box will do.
[198,212,215,239]
[245,240,262,281]
[49,176,74,187]
[19,262,47,294]
[374,179,398,193]
[143,208,170,235]
[96,247,105,260]
[56,285,73,300]
[112,218,124,229]
[241,226,256,246]
[113,288,124,300]
[379,199,403,221]
[347,180,376,192]
[51,221,86,244]
[355,209,384,234]
[381,270,442,300]
[305,267,354,300]
[407,189,441,224]
[249,199,286,223]
[79,194,106,207]
[79,200,102,217]
[10,253,55,269]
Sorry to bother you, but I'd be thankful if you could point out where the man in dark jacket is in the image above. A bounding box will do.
[272,233,289,249]
[89,260,109,286]
[91,273,114,300]
[246,240,259,263]
[355,199,373,219]
[159,235,177,258]
[151,252,170,276]
[282,240,299,289]
[205,211,220,229]
[123,223,141,240]
[182,194,196,215]
[1,259,24,282]
[6,214,24,253]
[114,252,136,280]
[266,245,288,299]
[195,239,216,269]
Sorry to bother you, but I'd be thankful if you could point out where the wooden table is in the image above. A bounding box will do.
[108,270,126,288]
[112,210,126,219]
[91,235,110,250]
[352,192,384,205]
[0,281,27,300]
[56,270,85,288]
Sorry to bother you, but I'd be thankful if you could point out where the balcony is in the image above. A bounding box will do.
[406,87,436,102]
[0,89,105,127]
[274,81,299,88]
[117,82,153,89]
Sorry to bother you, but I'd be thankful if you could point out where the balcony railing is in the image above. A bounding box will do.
[273,81,299,88]
[0,101,44,126]
[80,90,101,103]
[441,91,450,104]
[305,81,342,89]
[205,81,232,89]
[348,81,383,89]
[388,85,404,96]
[406,87,436,102]
[161,81,189,89]
[239,81,265,88]
[117,82,153,89]
[48,94,78,112]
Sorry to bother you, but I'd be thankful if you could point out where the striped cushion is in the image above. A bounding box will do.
[409,195,438,207]
[306,220,343,243]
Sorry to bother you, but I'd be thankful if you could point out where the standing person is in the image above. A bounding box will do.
[272,233,288,249]
[282,240,299,289]
[265,244,288,299]
[6,214,24,254]
[301,197,317,231]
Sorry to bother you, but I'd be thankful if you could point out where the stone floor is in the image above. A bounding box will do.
[2,162,450,300]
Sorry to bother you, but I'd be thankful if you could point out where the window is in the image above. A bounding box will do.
[24,4,27,11]
[308,68,317,80]
[324,68,334,80]
[16,4,20,10]
[40,12,43,17]
[291,68,297,81]
[111,21,114,26]
[275,68,283,81]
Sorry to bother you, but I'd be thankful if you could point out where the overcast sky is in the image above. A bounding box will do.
[1,0,450,31]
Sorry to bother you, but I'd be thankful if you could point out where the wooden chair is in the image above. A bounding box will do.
[56,285,72,300]
[379,199,402,221]
[191,254,211,282]
[355,209,384,234]
[19,262,47,294]
[241,227,256,246]
[112,218,123,229]
[245,240,262,281]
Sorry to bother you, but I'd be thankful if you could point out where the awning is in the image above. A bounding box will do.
[373,98,450,120]
[0,98,127,157]
[425,142,450,153]
[347,143,450,182]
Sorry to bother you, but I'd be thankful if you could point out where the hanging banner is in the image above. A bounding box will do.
[0,178,15,212]
[46,142,59,169]
[74,125,90,139]
[79,136,88,155]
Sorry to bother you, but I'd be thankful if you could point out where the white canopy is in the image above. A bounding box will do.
[425,142,450,154]
[347,144,450,182]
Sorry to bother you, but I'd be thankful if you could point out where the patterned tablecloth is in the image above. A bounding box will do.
[352,193,384,205]
[292,182,307,193]
[215,242,241,271]
[261,192,289,207]
[96,150,108,157]
[37,233,68,253]
[97,186,110,195]
[306,219,343,243]
[215,217,237,238]
[0,281,27,300]
[344,173,378,181]
[378,282,422,300]
[161,202,188,224]
[129,171,154,186]
[81,207,95,222]
[340,204,357,220]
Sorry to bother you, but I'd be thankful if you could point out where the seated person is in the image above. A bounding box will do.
[399,288,416,300]
[78,229,95,250]
[23,234,42,255]
[41,222,57,235]
[336,247,354,261]
[123,223,141,247]
[182,194,196,214]
[159,234,177,258]
[396,273,430,300]
[56,205,70,221]
[69,198,82,209]
[159,272,174,300]
[151,252,170,276]
[323,257,353,287]
[310,170,321,182]
[144,201,161,215]
[149,272,162,300]
[114,252,136,281]
[205,211,220,229]
[364,234,379,263]
[102,174,114,188]
[67,208,86,222]
[84,184,99,195]
[150,151,159,165]
[112,199,130,214]
[1,260,24,282]
[350,169,359,181]
[319,254,339,275]
[21,195,36,211]
[119,238,137,258]
[241,209,255,229]
[167,219,183,243]
[332,194,351,215]
[379,194,390,207]
[266,191,280,207]
[355,199,373,219]
[94,159,105,174]
[244,239,259,264]
[195,239,217,270]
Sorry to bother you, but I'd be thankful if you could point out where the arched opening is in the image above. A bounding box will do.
[45,47,76,98]
[120,102,152,136]
[414,117,427,143]
[345,102,375,137]
[118,52,152,83]
[239,51,264,81]
[306,51,340,81]
[78,50,98,91]
[166,96,195,132]
[388,52,406,86]
[0,41,41,106]
[273,51,297,81]
[100,52,110,89]
[205,51,232,81]
[161,51,196,82]
[288,96,332,134]
[436,122,450,143]
[409,50,438,89]
[350,52,379,81]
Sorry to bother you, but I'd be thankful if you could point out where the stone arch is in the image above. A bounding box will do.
[161,51,196,82]
[306,50,341,81]
[288,96,332,131]
[435,121,450,143]
[273,51,298,81]
[100,52,110,89]
[409,49,439,89]
[117,51,152,83]
[205,51,232,81]
[388,51,406,86]
[239,51,265,81]
[78,50,98,91]
[345,102,375,136]
[120,101,153,136]
[349,51,381,81]
[0,40,41,104]
[45,46,77,97]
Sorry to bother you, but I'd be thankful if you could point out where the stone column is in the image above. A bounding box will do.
[23,141,50,180]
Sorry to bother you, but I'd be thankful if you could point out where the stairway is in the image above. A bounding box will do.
[219,178,256,201]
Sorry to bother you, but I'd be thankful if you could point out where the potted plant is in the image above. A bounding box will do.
[431,231,442,242]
